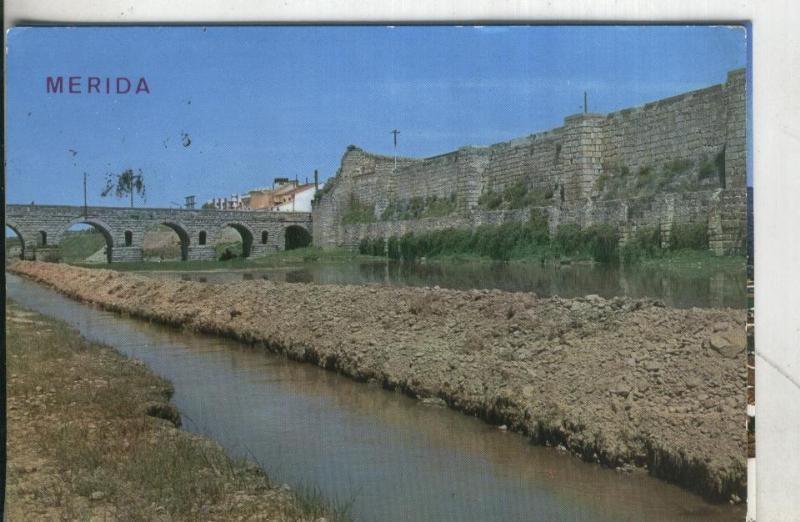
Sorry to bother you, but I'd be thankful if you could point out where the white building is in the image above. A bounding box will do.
[274,184,317,212]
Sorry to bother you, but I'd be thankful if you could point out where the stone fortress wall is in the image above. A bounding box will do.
[313,69,747,255]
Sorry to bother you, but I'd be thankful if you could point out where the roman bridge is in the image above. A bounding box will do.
[6,204,313,262]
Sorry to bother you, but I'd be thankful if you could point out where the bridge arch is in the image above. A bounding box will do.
[5,223,25,260]
[159,222,191,261]
[285,224,312,250]
[62,218,115,263]
[218,222,254,258]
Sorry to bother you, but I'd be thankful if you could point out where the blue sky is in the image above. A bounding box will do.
[6,25,748,209]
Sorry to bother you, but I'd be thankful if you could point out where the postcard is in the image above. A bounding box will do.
[5,24,752,521]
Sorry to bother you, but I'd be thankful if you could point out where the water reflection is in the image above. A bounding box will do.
[145,260,745,309]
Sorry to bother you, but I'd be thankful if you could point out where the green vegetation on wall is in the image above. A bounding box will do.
[597,153,726,200]
[341,195,376,225]
[381,193,458,221]
[478,180,553,210]
[312,177,336,205]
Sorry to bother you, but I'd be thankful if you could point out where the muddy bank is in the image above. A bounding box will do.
[5,300,346,520]
[10,261,747,502]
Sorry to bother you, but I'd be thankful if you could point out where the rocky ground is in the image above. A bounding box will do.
[4,299,345,521]
[9,260,748,503]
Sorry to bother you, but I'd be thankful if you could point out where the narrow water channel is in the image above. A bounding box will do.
[7,274,745,521]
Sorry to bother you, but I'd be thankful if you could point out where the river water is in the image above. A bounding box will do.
[140,260,745,309]
[7,274,745,520]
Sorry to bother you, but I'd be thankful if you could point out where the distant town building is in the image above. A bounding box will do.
[247,187,275,209]
[206,193,249,210]
[274,183,317,212]
[204,178,319,212]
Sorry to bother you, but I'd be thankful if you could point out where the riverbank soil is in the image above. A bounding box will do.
[4,300,342,521]
[9,261,748,503]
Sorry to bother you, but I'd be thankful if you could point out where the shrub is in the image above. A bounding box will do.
[669,223,708,251]
[595,173,610,192]
[620,241,644,264]
[379,216,623,264]
[369,237,386,257]
[621,226,664,263]
[358,238,385,256]
[40,250,63,263]
[399,232,417,261]
[341,195,375,225]
[478,181,550,210]
[698,157,717,181]
[663,158,693,175]
[553,224,583,256]
[380,200,399,221]
[408,197,425,218]
[219,247,237,261]
[635,166,654,186]
[382,194,458,221]
[424,194,458,217]
[387,236,400,259]
[635,226,661,252]
[478,189,503,210]
[582,224,619,263]
[504,181,529,209]
[439,228,472,254]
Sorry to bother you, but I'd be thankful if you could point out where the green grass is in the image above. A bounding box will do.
[60,231,108,262]
[636,250,746,275]
[6,301,349,520]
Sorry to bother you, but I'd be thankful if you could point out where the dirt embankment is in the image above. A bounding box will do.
[10,260,748,502]
[5,300,345,521]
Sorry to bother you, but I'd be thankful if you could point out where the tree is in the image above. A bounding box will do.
[101,169,146,208]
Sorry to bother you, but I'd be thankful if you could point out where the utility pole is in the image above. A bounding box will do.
[584,91,588,114]
[83,172,88,217]
[391,129,400,171]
